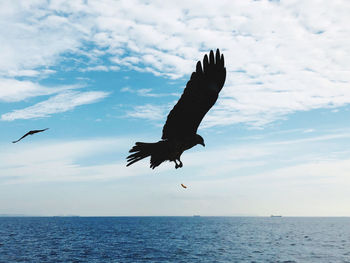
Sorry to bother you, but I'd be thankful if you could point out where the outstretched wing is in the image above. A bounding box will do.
[162,49,226,140]
[34,128,49,133]
[12,131,31,143]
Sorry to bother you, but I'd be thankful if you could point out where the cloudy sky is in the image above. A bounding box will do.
[1,0,350,216]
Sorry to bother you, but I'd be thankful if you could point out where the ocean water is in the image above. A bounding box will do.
[0,217,349,262]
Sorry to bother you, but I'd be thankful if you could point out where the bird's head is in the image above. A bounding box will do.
[195,134,205,147]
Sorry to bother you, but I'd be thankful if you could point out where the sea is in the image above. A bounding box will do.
[0,217,349,262]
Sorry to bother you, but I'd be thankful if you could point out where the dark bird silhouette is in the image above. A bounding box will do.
[12,128,49,143]
[181,184,187,189]
[127,49,226,169]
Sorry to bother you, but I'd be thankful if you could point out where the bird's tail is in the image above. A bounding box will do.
[126,142,161,168]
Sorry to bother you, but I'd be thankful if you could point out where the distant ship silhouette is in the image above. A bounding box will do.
[270,215,282,217]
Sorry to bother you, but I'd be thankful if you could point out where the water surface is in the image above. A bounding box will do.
[0,217,349,262]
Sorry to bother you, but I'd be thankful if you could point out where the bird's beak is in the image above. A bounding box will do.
[200,142,205,147]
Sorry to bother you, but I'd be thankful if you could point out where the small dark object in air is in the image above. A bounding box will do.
[12,128,49,143]
[126,49,226,169]
[181,184,187,189]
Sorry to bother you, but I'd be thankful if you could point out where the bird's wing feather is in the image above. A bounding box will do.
[12,132,31,143]
[33,128,49,133]
[162,49,226,140]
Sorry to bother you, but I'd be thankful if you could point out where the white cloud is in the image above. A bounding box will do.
[0,1,87,77]
[81,65,109,72]
[0,137,145,183]
[121,86,179,98]
[1,91,109,121]
[180,156,350,216]
[0,78,80,102]
[1,0,350,126]
[79,65,121,72]
[126,104,169,121]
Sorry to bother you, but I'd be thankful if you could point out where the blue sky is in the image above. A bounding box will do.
[1,0,350,216]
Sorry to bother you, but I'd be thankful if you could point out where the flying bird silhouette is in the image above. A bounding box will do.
[127,49,226,169]
[12,128,49,143]
[181,184,187,189]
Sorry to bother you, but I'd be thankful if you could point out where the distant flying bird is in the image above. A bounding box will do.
[127,49,226,169]
[12,128,49,143]
[181,184,187,189]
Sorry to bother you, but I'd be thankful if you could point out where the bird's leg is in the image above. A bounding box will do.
[174,160,179,169]
[178,158,183,168]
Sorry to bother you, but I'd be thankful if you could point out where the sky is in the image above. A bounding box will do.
[1,0,350,216]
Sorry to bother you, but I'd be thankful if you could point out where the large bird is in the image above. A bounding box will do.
[12,128,49,143]
[127,49,226,169]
